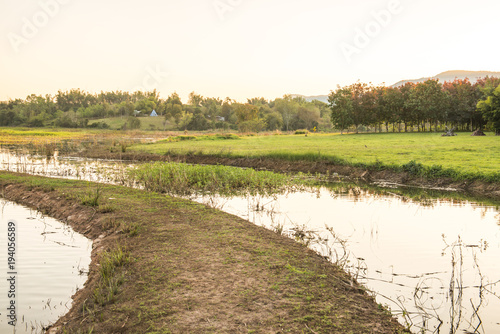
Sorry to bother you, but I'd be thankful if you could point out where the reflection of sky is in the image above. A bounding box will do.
[0,201,92,333]
[195,189,500,333]
[0,149,133,184]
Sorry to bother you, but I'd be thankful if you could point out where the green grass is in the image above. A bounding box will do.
[0,127,83,137]
[128,161,305,197]
[130,132,500,182]
[88,116,174,131]
[93,245,129,306]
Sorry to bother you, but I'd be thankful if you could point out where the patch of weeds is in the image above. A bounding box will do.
[128,161,309,197]
[80,184,102,207]
[64,326,94,334]
[295,314,315,323]
[271,221,284,235]
[120,141,129,152]
[40,184,55,192]
[26,180,55,192]
[93,245,129,306]
[98,203,115,213]
[101,217,120,231]
[377,303,393,317]
[121,222,141,237]
[285,263,314,276]
[294,129,309,135]
[402,160,424,176]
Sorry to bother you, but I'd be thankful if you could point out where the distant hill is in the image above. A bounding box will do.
[291,94,329,104]
[392,70,500,87]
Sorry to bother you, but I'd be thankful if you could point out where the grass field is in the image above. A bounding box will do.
[131,132,500,180]
[0,127,90,145]
[88,116,174,131]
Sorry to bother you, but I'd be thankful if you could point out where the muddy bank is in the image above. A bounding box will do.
[0,172,407,333]
[79,148,500,200]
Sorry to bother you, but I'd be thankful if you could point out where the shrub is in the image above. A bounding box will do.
[294,129,309,135]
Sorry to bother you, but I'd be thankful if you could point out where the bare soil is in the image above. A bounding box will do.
[0,172,407,333]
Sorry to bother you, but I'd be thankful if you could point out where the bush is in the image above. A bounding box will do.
[294,129,309,135]
[88,121,110,129]
[122,116,141,130]
[402,160,424,176]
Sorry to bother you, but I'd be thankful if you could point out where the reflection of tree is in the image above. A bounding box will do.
[371,236,497,334]
[432,236,494,333]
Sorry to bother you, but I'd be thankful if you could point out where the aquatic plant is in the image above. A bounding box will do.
[128,161,306,197]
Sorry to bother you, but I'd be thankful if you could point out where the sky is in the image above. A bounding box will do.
[1,0,499,103]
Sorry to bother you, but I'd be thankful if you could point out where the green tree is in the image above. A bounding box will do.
[328,86,353,134]
[407,79,448,132]
[477,84,500,135]
[234,103,258,123]
[188,92,203,107]
[165,92,183,124]
[234,103,264,132]
[264,111,283,131]
[296,105,320,130]
[442,79,477,130]
[400,82,417,132]
[134,98,156,115]
[274,95,298,132]
[380,87,404,132]
[178,110,193,130]
[124,116,141,130]
[116,101,135,118]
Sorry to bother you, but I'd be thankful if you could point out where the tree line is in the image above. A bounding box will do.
[1,77,499,134]
[0,89,333,132]
[328,77,500,134]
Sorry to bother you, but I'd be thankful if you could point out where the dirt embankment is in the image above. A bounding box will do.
[0,173,408,333]
[80,149,500,200]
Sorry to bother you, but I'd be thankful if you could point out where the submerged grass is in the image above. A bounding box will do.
[128,161,305,197]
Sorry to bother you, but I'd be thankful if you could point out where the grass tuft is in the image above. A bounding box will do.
[80,184,102,207]
[128,161,307,197]
[93,245,129,306]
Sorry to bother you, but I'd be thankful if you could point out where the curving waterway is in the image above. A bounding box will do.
[0,148,499,333]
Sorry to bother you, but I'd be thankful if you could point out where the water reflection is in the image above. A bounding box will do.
[192,190,500,333]
[0,147,132,185]
[0,200,92,333]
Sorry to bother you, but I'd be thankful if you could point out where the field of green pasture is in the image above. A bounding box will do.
[131,132,500,180]
[88,116,174,131]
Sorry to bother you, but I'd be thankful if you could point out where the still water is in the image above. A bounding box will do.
[1,148,499,333]
[192,189,500,333]
[0,200,92,333]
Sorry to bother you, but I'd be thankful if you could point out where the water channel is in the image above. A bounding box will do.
[0,148,499,333]
[0,199,92,333]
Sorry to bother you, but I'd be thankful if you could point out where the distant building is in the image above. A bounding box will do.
[150,110,158,117]
[216,116,225,122]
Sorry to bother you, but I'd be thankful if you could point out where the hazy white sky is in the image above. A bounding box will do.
[1,0,499,103]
